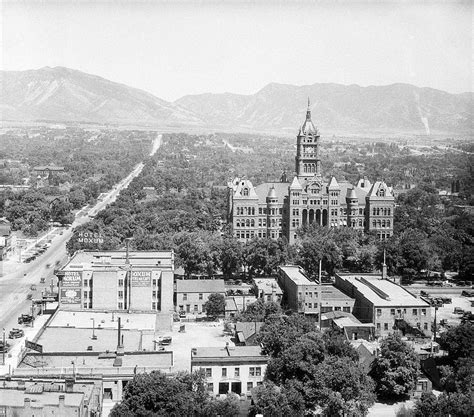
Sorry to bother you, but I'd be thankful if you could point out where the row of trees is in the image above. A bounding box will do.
[0,128,154,236]
[110,370,240,417]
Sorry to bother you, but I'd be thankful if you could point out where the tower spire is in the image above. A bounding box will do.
[306,97,311,120]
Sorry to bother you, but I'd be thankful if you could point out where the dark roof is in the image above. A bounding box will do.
[235,322,264,341]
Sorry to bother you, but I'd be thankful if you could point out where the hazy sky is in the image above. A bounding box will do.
[2,0,472,101]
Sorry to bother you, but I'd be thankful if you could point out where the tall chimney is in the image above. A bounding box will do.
[382,249,387,280]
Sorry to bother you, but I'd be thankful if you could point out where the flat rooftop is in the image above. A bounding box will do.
[0,389,84,408]
[36,327,157,352]
[253,278,283,295]
[191,345,268,364]
[337,274,429,307]
[63,250,174,271]
[321,285,354,301]
[176,279,225,293]
[279,265,314,286]
[17,351,173,376]
[49,310,157,330]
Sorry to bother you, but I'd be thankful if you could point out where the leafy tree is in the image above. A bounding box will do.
[322,328,358,361]
[309,356,376,417]
[266,332,326,384]
[257,314,316,357]
[239,299,282,322]
[218,237,243,278]
[109,370,208,417]
[438,322,473,361]
[249,382,302,417]
[203,293,225,318]
[370,334,420,400]
[202,393,240,417]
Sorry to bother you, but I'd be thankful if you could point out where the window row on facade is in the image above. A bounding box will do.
[372,219,391,228]
[235,218,282,228]
[235,230,283,240]
[372,207,391,216]
[236,207,283,216]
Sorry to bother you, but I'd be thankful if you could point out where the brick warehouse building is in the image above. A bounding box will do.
[227,101,395,244]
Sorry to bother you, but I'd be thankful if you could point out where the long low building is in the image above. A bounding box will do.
[335,273,432,338]
[175,279,225,314]
[56,250,174,312]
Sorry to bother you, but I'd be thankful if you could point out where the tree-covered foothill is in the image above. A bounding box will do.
[109,370,239,417]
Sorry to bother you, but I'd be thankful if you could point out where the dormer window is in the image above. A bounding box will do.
[378,188,385,197]
[243,188,249,196]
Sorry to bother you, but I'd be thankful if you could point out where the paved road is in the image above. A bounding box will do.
[0,134,162,336]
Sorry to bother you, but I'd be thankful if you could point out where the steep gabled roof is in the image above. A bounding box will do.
[328,176,340,190]
[367,181,394,198]
[290,176,302,189]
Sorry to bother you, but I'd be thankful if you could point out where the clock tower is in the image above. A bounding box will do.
[295,98,321,181]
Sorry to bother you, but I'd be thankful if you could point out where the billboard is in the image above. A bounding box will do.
[131,270,151,287]
[25,340,43,353]
[61,271,82,304]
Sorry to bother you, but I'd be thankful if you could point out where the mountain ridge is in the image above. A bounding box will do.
[1,66,472,134]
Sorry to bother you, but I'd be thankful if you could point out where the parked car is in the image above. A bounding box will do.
[9,328,24,339]
[40,277,46,283]
[420,290,429,297]
[158,336,172,346]
[179,310,186,318]
[454,307,464,314]
[30,285,37,291]
[0,341,10,352]
[18,314,33,324]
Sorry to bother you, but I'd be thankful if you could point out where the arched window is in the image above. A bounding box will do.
[373,208,376,215]
[378,189,385,197]
[382,220,386,228]
[236,220,240,228]
[252,207,255,215]
[372,220,376,228]
[388,208,391,216]
[243,188,249,196]
[250,219,255,227]
[245,219,250,227]
[387,220,391,228]
[376,208,380,216]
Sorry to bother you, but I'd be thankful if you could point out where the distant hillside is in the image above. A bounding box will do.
[175,83,473,135]
[1,67,471,134]
[0,66,203,126]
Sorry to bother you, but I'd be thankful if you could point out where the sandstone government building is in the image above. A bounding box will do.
[227,101,395,245]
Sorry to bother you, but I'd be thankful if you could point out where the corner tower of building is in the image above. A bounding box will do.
[295,98,321,181]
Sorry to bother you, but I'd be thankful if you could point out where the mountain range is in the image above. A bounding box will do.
[1,66,472,135]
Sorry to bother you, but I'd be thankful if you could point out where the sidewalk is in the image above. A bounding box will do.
[0,308,54,376]
[1,227,59,277]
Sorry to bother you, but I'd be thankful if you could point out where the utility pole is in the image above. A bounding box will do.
[318,259,322,329]
[2,328,5,365]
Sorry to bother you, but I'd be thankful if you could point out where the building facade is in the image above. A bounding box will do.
[191,345,268,397]
[175,279,225,314]
[334,273,432,338]
[56,250,174,312]
[278,265,321,316]
[227,102,395,244]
